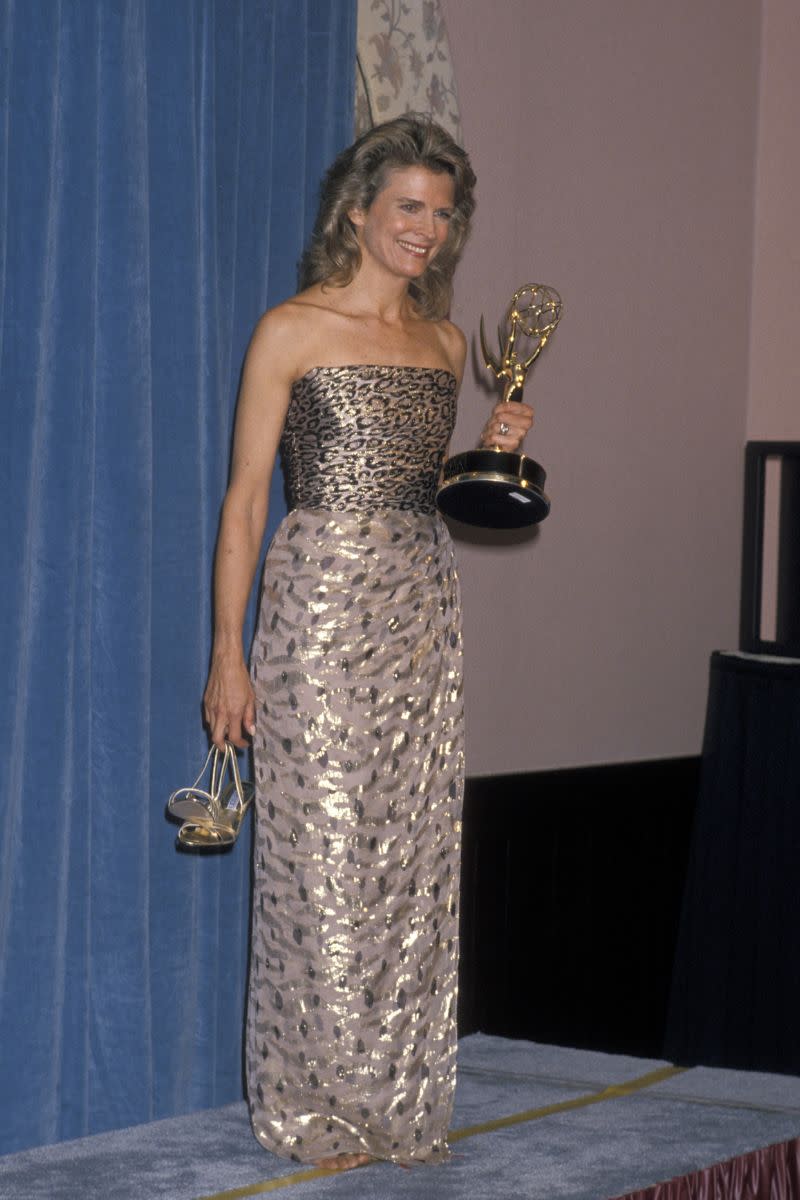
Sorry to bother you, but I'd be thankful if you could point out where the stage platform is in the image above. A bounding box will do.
[2,1034,799,1199]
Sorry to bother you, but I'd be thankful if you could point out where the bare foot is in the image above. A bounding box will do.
[314,1152,373,1172]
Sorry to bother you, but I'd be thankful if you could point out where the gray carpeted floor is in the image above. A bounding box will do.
[2,1035,799,1200]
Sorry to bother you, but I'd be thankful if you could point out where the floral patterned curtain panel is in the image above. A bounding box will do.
[356,0,463,142]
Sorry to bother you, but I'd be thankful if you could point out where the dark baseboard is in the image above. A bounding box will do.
[457,756,701,1059]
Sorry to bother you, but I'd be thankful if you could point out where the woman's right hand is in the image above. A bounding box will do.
[203,654,256,750]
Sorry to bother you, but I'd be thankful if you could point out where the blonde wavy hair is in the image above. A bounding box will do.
[299,115,476,320]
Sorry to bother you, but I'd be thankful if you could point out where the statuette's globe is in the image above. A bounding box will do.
[507,285,562,347]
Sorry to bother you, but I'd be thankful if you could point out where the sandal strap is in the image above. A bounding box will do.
[168,744,223,818]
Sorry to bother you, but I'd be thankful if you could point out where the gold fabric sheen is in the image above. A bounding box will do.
[246,365,465,1166]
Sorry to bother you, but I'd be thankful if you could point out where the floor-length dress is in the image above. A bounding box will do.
[246,365,464,1165]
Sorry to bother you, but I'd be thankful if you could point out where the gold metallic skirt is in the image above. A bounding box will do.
[246,506,464,1165]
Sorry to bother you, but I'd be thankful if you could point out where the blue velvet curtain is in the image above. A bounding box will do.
[0,0,355,1155]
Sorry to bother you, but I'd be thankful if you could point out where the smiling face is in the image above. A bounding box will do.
[349,164,456,282]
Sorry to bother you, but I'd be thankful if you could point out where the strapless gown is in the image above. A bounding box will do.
[245,365,464,1166]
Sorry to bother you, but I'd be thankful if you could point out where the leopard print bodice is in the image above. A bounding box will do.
[280,365,457,515]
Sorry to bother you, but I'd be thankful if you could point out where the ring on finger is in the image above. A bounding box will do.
[498,421,510,436]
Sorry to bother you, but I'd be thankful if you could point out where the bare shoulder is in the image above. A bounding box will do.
[246,298,314,378]
[434,318,467,382]
[251,286,349,378]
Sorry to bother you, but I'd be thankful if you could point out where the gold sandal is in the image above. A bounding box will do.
[167,742,254,849]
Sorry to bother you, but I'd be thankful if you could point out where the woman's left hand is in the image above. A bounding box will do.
[479,401,534,451]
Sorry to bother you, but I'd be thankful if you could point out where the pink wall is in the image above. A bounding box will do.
[747,0,800,440]
[442,0,761,775]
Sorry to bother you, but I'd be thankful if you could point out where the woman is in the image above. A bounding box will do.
[203,115,533,1171]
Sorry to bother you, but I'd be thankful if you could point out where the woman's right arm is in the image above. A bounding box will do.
[203,310,297,750]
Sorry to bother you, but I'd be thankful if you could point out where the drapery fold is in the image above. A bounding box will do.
[0,0,356,1155]
[665,652,800,1075]
[612,1134,800,1200]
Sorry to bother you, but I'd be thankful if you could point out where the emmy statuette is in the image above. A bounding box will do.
[436,284,563,529]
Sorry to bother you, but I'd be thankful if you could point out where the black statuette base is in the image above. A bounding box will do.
[436,449,550,528]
